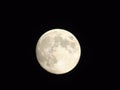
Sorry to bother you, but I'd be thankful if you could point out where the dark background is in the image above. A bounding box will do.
[2,1,117,89]
[30,5,110,88]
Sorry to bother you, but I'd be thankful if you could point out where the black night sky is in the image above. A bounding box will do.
[3,2,116,89]
[30,6,109,88]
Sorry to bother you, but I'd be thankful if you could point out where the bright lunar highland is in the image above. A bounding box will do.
[36,29,81,74]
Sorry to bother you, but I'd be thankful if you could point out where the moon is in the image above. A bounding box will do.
[36,29,81,74]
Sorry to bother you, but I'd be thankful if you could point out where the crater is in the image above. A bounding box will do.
[46,55,58,67]
[69,35,74,40]
[54,36,70,48]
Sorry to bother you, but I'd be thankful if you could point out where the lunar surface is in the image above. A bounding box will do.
[36,29,81,74]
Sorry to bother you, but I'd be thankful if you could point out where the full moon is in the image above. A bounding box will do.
[36,29,81,74]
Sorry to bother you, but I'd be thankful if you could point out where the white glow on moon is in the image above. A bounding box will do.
[36,29,81,74]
